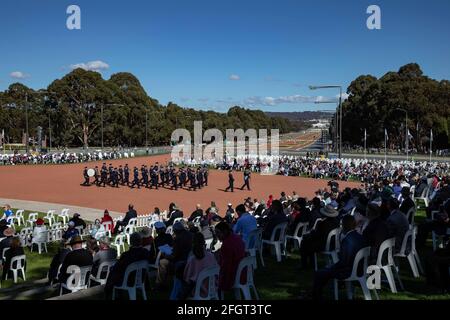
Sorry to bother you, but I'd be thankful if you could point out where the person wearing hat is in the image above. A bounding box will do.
[31,218,48,244]
[0,227,15,259]
[62,221,80,241]
[386,197,409,253]
[399,186,415,216]
[91,236,117,280]
[312,215,366,300]
[299,205,340,269]
[152,221,174,262]
[105,232,151,298]
[58,235,93,288]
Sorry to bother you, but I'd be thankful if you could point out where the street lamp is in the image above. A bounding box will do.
[25,93,29,154]
[315,101,339,153]
[395,108,409,161]
[310,85,343,158]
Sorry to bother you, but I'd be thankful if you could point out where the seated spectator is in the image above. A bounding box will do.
[152,221,174,262]
[113,204,137,234]
[262,200,288,240]
[91,236,117,281]
[62,221,80,241]
[58,236,93,287]
[312,215,366,300]
[2,236,25,280]
[385,197,409,253]
[363,203,390,261]
[188,204,203,222]
[32,218,48,244]
[225,203,235,224]
[2,205,13,222]
[300,205,340,269]
[232,204,257,246]
[166,205,183,227]
[417,199,450,247]
[90,219,106,240]
[100,209,114,232]
[105,232,151,298]
[0,228,15,260]
[0,220,8,237]
[140,227,154,251]
[70,213,87,230]
[214,221,246,293]
[399,187,415,215]
[48,241,71,285]
[156,222,193,290]
[309,197,323,227]
[179,232,219,299]
[86,236,99,255]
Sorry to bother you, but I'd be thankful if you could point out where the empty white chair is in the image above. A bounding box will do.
[405,207,416,226]
[262,222,288,262]
[394,226,423,278]
[188,266,220,300]
[5,254,26,283]
[58,209,70,224]
[9,209,25,226]
[232,256,259,300]
[314,227,341,271]
[43,210,56,226]
[284,222,309,253]
[415,186,430,208]
[245,228,265,268]
[60,265,92,295]
[114,234,126,257]
[19,228,33,247]
[89,260,116,286]
[26,213,38,227]
[123,225,134,245]
[373,237,404,293]
[112,260,148,300]
[334,247,373,300]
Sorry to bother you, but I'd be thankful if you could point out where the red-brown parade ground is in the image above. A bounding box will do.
[0,153,359,219]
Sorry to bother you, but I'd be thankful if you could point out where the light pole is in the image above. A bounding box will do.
[310,85,343,158]
[315,101,339,153]
[395,108,409,161]
[25,93,29,154]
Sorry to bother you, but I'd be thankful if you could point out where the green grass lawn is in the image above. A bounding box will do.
[1,208,449,300]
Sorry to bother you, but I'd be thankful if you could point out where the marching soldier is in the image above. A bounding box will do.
[124,164,130,186]
[111,168,119,188]
[82,167,90,186]
[170,168,178,190]
[159,165,166,186]
[150,165,159,189]
[240,167,251,190]
[141,165,149,188]
[178,167,187,188]
[188,168,197,191]
[94,166,100,186]
[196,167,203,189]
[118,165,124,184]
[225,170,234,192]
[100,164,108,187]
[108,163,114,185]
[130,166,140,189]
[203,167,209,186]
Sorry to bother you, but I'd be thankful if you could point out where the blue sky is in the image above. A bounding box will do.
[1,0,450,112]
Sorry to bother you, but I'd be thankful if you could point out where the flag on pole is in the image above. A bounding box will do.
[407,129,413,140]
[385,128,388,141]
[430,129,433,142]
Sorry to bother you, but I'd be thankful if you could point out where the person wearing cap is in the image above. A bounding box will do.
[62,221,79,241]
[188,204,203,222]
[58,235,93,287]
[156,221,193,289]
[105,232,150,298]
[70,213,87,230]
[399,186,415,215]
[0,227,15,260]
[32,218,48,244]
[299,205,340,269]
[312,215,366,300]
[386,197,409,253]
[152,221,173,262]
[233,204,257,247]
[92,236,117,280]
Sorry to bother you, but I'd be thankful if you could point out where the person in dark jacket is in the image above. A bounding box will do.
[48,241,71,285]
[312,215,366,300]
[166,206,183,227]
[300,205,340,269]
[113,204,137,234]
[2,236,25,280]
[58,236,93,287]
[188,204,203,222]
[399,187,415,216]
[262,200,288,240]
[0,228,15,262]
[363,203,390,262]
[105,232,151,298]
[69,213,87,230]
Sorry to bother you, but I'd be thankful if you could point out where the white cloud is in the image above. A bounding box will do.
[244,94,330,106]
[229,74,240,81]
[336,92,349,100]
[10,71,30,79]
[70,60,110,72]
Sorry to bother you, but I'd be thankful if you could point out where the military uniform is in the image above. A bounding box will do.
[94,166,99,186]
[240,168,251,190]
[82,167,90,186]
[131,167,140,188]
[124,164,130,186]
[225,170,234,192]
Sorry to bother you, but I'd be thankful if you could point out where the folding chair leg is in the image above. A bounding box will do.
[382,266,397,293]
[333,280,339,300]
[359,278,372,300]
[393,266,405,291]
[407,254,420,278]
[414,252,424,274]
[345,281,353,300]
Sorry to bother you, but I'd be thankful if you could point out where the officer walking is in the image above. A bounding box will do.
[82,167,90,186]
[150,165,159,189]
[240,167,251,190]
[112,168,119,188]
[225,170,234,192]
[94,166,99,186]
[100,164,108,187]
[124,164,130,186]
[178,167,187,188]
[170,168,178,190]
[130,166,140,189]
[118,165,124,185]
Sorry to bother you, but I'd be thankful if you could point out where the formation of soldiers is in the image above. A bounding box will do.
[82,162,209,191]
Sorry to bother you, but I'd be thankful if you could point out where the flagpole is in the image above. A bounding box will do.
[430,129,432,162]
[364,129,367,160]
[384,129,387,163]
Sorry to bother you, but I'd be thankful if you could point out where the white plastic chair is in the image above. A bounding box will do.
[60,265,92,295]
[114,234,126,257]
[5,254,26,283]
[101,221,113,237]
[123,225,134,245]
[148,250,162,278]
[9,209,25,226]
[373,237,404,293]
[19,228,33,247]
[89,260,116,286]
[415,186,430,208]
[128,218,138,228]
[245,228,265,268]
[262,222,288,262]
[173,217,184,224]
[58,209,70,224]
[30,230,48,254]
[405,207,416,226]
[394,225,423,278]
[334,247,373,300]
[112,260,148,300]
[188,265,220,300]
[284,222,309,253]
[43,210,56,226]
[232,256,259,300]
[314,227,341,271]
[166,226,174,236]
[192,216,201,227]
[2,247,10,260]
[26,213,38,227]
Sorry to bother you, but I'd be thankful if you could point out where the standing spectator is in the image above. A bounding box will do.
[214,222,246,293]
[233,204,257,246]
